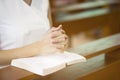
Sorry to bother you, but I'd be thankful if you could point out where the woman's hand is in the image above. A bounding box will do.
[37,25,68,55]
[51,25,68,51]
[0,25,68,64]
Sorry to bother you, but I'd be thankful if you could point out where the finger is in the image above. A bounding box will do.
[50,30,63,38]
[52,38,66,44]
[51,25,62,32]
[64,38,69,48]
[61,35,69,49]
[47,25,63,33]
[52,34,68,43]
[60,29,65,34]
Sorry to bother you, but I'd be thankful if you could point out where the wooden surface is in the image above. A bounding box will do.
[54,10,120,35]
[0,54,107,80]
[52,1,119,13]
[77,56,120,80]
[0,66,37,80]
[77,47,120,80]
[0,54,120,80]
[69,33,120,58]
[0,33,120,80]
[51,1,120,48]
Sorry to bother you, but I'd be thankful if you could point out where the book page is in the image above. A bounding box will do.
[36,51,86,65]
[46,51,86,65]
[11,56,66,76]
[11,51,86,76]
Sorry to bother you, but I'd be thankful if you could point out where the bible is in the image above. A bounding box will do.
[11,51,86,76]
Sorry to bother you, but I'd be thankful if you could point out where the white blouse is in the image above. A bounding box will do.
[0,0,50,68]
[0,0,50,50]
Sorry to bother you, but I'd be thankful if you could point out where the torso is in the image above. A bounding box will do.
[0,0,50,50]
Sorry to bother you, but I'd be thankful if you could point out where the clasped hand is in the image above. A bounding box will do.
[39,25,68,55]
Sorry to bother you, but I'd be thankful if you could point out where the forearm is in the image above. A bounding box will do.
[0,26,68,65]
[0,41,41,65]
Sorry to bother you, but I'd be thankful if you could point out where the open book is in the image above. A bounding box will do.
[11,51,86,76]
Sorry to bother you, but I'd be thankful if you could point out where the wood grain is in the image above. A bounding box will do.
[0,33,120,80]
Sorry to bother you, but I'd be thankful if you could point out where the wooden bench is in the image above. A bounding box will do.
[0,33,120,80]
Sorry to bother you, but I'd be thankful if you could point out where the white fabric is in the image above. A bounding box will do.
[0,0,50,50]
[0,0,50,68]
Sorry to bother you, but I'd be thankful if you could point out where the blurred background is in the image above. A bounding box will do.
[49,0,120,80]
[49,0,120,48]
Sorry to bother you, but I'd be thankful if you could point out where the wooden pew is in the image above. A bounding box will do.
[51,1,120,34]
[0,33,120,80]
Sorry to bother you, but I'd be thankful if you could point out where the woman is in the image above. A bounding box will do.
[0,0,68,67]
